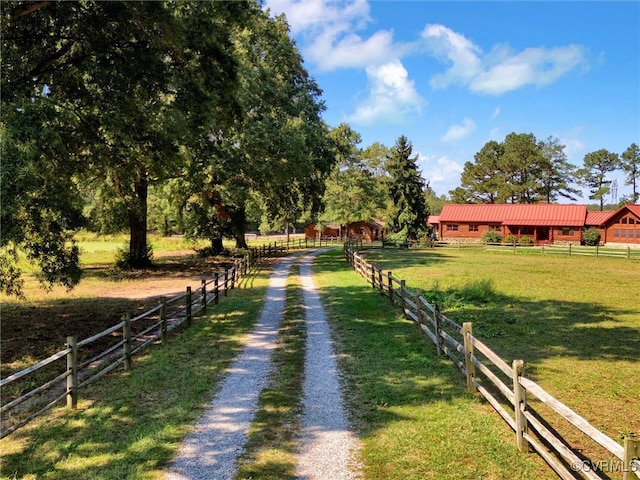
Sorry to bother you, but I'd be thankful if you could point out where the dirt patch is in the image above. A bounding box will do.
[1,252,238,370]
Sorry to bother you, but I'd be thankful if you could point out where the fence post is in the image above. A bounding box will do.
[434,304,443,356]
[416,289,423,325]
[388,271,394,303]
[623,437,639,480]
[462,322,475,392]
[160,299,168,346]
[569,243,572,256]
[201,279,207,314]
[370,265,376,289]
[400,280,406,313]
[123,312,132,371]
[186,286,192,327]
[231,261,237,290]
[628,247,631,260]
[224,268,229,297]
[512,359,529,452]
[596,244,599,258]
[66,336,78,409]
[214,273,219,305]
[378,269,384,296]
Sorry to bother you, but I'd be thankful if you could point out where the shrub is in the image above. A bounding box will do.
[115,244,153,269]
[583,227,601,246]
[519,236,533,246]
[459,278,496,304]
[503,234,517,245]
[482,231,502,244]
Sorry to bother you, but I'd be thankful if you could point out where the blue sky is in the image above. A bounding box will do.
[265,0,640,201]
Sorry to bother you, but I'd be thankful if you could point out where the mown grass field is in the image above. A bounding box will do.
[356,246,640,463]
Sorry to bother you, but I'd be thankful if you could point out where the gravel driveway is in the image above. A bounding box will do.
[165,249,361,480]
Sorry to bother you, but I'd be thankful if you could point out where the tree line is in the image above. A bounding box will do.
[449,133,639,210]
[1,1,429,296]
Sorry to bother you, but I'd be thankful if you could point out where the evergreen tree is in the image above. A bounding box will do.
[578,149,620,211]
[385,136,430,241]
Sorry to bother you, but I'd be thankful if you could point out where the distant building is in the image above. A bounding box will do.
[437,203,640,246]
[304,220,385,242]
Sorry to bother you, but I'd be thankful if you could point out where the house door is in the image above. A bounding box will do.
[537,227,549,242]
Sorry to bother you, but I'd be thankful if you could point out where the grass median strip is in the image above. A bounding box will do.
[234,263,306,480]
[0,266,270,480]
[312,249,555,480]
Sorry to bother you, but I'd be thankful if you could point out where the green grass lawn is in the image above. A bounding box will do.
[354,246,640,465]
[313,249,556,480]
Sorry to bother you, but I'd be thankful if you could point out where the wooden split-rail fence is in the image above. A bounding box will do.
[0,242,296,439]
[344,241,639,480]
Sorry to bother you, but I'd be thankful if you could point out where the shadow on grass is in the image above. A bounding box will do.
[81,252,237,282]
[350,246,640,366]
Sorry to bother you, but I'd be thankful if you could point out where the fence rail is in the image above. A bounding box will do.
[344,241,639,480]
[431,241,640,260]
[0,241,297,439]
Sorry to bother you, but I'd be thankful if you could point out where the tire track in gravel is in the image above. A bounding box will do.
[295,250,362,480]
[165,252,304,480]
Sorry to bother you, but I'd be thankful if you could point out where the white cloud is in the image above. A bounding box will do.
[441,118,476,142]
[419,154,464,189]
[347,59,424,125]
[422,23,587,95]
[265,0,407,71]
[470,45,587,94]
[308,29,399,71]
[422,24,482,89]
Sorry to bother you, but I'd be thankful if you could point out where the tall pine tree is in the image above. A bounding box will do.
[385,136,429,241]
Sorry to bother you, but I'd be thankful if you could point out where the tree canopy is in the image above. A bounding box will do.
[450,133,582,204]
[578,149,620,211]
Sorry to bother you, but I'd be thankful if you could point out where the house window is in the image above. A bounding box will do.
[636,230,640,239]
[630,218,636,225]
[447,224,459,231]
[520,226,534,235]
[558,227,573,236]
[489,225,501,231]
[629,229,634,238]
[614,229,619,238]
[469,225,479,232]
[622,218,628,224]
[621,229,627,238]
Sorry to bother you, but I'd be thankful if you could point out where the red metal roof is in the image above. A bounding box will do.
[624,204,640,217]
[585,210,615,226]
[439,204,588,226]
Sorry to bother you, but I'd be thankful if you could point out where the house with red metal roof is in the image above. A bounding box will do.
[437,204,640,246]
[586,204,640,245]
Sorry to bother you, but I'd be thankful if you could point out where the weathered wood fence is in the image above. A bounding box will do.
[430,241,640,260]
[344,241,639,480]
[0,242,293,439]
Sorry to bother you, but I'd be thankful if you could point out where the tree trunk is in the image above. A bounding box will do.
[210,236,224,254]
[231,204,248,249]
[128,170,152,268]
